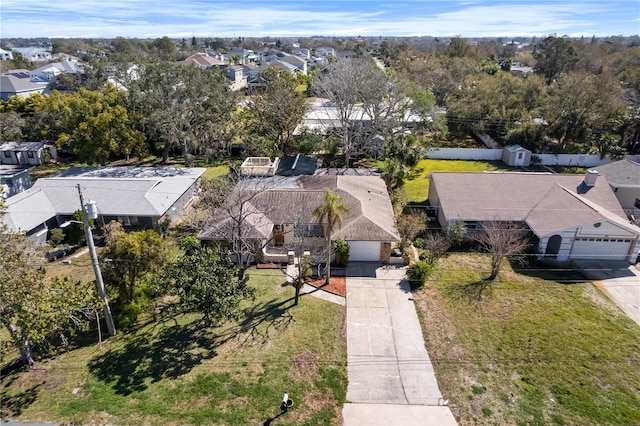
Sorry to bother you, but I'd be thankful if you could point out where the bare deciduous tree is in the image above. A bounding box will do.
[196,173,275,280]
[472,221,530,281]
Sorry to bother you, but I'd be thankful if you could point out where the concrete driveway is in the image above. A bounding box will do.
[342,263,457,425]
[574,260,640,326]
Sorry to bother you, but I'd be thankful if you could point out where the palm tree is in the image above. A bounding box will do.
[312,189,349,285]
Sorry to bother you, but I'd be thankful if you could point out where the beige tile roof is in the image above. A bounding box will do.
[431,172,634,236]
[199,175,400,242]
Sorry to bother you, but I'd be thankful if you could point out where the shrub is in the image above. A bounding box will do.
[49,228,65,246]
[407,260,433,288]
[418,250,431,262]
[114,303,141,330]
[332,239,349,267]
[413,237,425,249]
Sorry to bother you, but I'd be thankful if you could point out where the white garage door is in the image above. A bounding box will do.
[570,238,633,261]
[348,241,380,262]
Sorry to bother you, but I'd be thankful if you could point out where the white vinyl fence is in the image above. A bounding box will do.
[426,148,613,167]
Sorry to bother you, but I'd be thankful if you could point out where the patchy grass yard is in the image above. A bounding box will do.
[414,253,640,425]
[1,269,347,426]
[404,159,507,204]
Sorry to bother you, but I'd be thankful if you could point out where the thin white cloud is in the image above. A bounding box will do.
[0,1,636,38]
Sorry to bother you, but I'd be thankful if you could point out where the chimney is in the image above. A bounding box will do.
[584,169,598,187]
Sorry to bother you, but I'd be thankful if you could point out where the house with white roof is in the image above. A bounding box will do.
[0,48,13,60]
[2,167,205,244]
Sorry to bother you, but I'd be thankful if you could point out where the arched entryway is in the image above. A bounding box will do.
[545,235,562,259]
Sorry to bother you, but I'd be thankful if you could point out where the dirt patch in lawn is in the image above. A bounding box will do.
[304,276,346,297]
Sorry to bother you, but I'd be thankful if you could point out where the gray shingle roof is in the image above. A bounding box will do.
[430,172,633,236]
[593,159,640,188]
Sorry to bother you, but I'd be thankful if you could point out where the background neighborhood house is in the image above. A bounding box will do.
[2,166,205,244]
[429,171,640,263]
[0,141,52,166]
[198,174,400,263]
[593,156,640,221]
[0,70,50,100]
[1,165,33,198]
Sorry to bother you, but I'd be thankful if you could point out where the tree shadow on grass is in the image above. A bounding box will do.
[88,320,219,395]
[446,279,494,304]
[236,297,296,346]
[88,297,296,396]
[0,378,42,418]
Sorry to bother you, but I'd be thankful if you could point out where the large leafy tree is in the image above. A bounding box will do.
[0,194,96,367]
[542,72,624,148]
[533,36,579,84]
[129,62,238,164]
[313,58,418,165]
[446,71,546,142]
[100,223,171,304]
[312,189,349,285]
[38,85,147,164]
[244,68,307,155]
[164,237,254,326]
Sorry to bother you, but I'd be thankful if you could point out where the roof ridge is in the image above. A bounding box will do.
[559,185,640,232]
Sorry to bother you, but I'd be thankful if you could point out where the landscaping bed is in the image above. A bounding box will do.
[304,276,347,297]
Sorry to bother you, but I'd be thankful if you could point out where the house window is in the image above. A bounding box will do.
[517,152,523,159]
[635,198,640,209]
[3,151,10,158]
[27,152,35,158]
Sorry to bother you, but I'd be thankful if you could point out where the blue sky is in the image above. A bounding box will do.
[1,1,638,39]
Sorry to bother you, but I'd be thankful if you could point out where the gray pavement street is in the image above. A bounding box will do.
[574,260,640,326]
[342,263,457,425]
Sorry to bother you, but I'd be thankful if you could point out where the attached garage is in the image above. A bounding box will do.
[569,238,634,261]
[348,241,381,262]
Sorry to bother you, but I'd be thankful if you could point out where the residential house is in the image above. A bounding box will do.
[180,53,225,68]
[315,47,336,58]
[29,61,80,82]
[198,173,400,263]
[292,48,311,59]
[0,71,49,100]
[336,51,357,59]
[0,142,47,165]
[0,165,33,198]
[51,53,79,62]
[2,167,205,244]
[429,171,640,263]
[0,48,13,60]
[226,48,259,64]
[222,65,248,91]
[13,48,52,62]
[278,55,308,75]
[594,156,640,221]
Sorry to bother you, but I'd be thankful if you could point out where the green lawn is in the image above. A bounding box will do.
[1,269,347,425]
[414,254,640,426]
[404,159,507,204]
[202,165,230,180]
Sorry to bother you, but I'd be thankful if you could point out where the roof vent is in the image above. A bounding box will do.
[584,169,598,187]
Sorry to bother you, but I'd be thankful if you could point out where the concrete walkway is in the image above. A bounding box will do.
[574,260,640,326]
[286,261,346,306]
[343,263,457,425]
